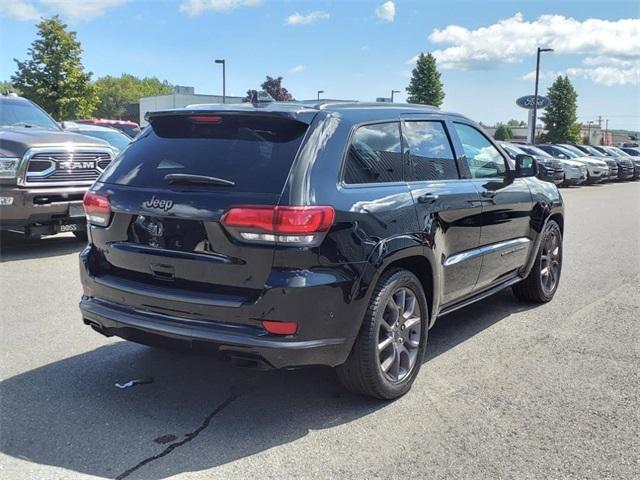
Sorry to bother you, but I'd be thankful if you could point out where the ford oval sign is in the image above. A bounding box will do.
[516,95,550,109]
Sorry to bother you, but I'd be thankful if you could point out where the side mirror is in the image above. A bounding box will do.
[515,154,537,177]
[557,153,567,159]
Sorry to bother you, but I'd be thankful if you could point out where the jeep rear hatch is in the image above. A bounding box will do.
[86,112,313,315]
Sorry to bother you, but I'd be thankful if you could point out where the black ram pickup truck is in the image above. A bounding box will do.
[0,95,114,238]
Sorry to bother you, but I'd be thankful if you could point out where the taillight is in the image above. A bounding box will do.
[83,190,111,226]
[222,206,335,246]
[261,320,298,335]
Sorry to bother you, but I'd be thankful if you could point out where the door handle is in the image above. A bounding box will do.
[481,190,496,198]
[418,193,439,204]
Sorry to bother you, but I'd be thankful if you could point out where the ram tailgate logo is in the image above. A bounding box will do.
[144,196,174,212]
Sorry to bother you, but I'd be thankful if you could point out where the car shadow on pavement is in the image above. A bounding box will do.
[0,231,85,262]
[0,289,537,479]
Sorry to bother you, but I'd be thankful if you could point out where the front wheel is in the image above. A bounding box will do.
[336,269,428,400]
[513,220,562,303]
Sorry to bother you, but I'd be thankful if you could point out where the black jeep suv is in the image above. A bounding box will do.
[79,102,564,399]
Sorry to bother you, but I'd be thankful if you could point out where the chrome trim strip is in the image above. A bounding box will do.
[443,237,531,267]
[17,146,114,187]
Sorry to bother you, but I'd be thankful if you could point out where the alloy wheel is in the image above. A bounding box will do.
[540,230,561,294]
[377,287,422,383]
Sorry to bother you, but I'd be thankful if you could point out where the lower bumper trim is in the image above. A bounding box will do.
[80,297,352,369]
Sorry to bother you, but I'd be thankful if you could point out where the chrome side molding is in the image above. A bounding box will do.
[444,237,531,267]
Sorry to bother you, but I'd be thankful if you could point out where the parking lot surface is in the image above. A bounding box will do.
[1,181,638,480]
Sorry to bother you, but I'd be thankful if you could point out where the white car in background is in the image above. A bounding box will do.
[517,144,587,186]
[537,144,609,184]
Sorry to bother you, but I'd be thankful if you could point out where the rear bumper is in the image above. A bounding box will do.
[0,185,88,232]
[78,246,359,369]
[80,296,351,369]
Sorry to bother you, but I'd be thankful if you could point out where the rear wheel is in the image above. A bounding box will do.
[513,220,562,302]
[336,269,428,400]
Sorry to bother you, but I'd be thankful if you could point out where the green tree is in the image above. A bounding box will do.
[12,16,98,120]
[494,124,513,140]
[94,74,173,118]
[406,52,445,107]
[506,119,522,127]
[0,81,20,95]
[540,75,579,143]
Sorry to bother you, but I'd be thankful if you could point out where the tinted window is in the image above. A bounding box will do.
[76,129,131,151]
[112,124,141,138]
[404,121,458,181]
[500,143,525,160]
[453,123,507,178]
[100,114,308,193]
[0,98,60,130]
[343,122,403,184]
[519,145,553,158]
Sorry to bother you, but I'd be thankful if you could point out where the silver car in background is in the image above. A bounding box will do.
[537,144,609,184]
[518,144,587,186]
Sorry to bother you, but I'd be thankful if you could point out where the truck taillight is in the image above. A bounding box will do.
[222,206,335,246]
[83,191,111,226]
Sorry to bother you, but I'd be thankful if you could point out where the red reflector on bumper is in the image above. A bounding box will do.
[261,320,297,335]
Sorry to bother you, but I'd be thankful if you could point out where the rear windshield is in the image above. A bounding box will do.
[99,114,309,193]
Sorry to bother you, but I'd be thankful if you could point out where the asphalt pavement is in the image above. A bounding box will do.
[1,181,638,480]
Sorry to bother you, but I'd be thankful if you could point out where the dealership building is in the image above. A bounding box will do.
[139,86,243,126]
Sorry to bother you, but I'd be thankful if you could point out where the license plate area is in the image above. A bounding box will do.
[59,223,80,232]
[128,216,210,252]
[69,203,85,217]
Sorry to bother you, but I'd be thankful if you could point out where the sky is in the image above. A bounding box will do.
[1,0,639,130]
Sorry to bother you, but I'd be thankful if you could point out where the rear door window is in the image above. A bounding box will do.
[99,114,309,194]
[343,122,403,184]
[403,120,459,181]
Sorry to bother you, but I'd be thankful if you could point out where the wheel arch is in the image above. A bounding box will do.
[374,255,437,328]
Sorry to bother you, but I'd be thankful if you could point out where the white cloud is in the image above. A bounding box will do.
[375,1,395,22]
[423,13,640,70]
[0,0,41,20]
[522,57,640,86]
[288,64,305,74]
[40,0,129,21]
[285,10,329,26]
[179,0,261,16]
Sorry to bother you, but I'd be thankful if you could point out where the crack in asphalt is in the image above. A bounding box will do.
[115,391,243,480]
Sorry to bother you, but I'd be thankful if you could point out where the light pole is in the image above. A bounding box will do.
[215,59,226,103]
[531,47,553,144]
[391,90,400,102]
[587,121,594,144]
[317,90,324,101]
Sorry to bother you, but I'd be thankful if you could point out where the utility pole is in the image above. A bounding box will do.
[605,119,609,146]
[531,47,554,144]
[317,90,324,102]
[390,90,400,102]
[597,116,602,128]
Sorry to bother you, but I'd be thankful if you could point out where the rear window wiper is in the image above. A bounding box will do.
[164,173,235,186]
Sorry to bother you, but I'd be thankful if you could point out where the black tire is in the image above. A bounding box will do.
[336,269,428,400]
[513,220,562,303]
[73,230,88,241]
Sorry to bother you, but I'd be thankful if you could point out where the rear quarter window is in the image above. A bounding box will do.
[343,122,403,184]
[99,114,309,194]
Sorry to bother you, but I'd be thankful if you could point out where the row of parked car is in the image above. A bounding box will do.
[497,141,640,186]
